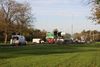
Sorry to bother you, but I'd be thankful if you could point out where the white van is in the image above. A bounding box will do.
[32,38,41,44]
[10,35,26,45]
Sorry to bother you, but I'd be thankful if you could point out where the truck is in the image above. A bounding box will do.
[46,32,55,44]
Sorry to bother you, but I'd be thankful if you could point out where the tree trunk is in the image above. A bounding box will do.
[4,33,7,44]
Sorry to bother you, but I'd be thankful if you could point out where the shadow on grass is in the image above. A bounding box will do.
[0,44,100,59]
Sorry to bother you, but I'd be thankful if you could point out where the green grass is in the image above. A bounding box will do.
[0,43,100,67]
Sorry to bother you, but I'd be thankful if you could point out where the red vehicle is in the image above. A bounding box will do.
[46,32,55,44]
[47,38,55,44]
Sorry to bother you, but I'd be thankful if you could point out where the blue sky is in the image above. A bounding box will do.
[17,0,100,34]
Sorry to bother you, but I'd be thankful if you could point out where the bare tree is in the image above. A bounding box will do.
[0,0,33,44]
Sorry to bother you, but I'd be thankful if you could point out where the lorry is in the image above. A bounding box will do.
[46,32,55,44]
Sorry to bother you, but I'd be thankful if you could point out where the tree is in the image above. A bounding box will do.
[63,33,71,39]
[73,33,81,40]
[58,32,61,37]
[0,0,33,44]
[53,29,58,38]
[95,0,100,4]
[89,0,100,24]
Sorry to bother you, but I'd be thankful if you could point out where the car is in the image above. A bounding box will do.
[63,39,73,44]
[56,38,64,44]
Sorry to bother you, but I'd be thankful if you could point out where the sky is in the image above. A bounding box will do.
[17,0,100,34]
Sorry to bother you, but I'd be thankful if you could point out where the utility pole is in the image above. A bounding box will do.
[71,24,73,40]
[71,24,73,36]
[71,13,74,40]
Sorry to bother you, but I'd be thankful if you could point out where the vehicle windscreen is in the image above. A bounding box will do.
[12,37,19,40]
